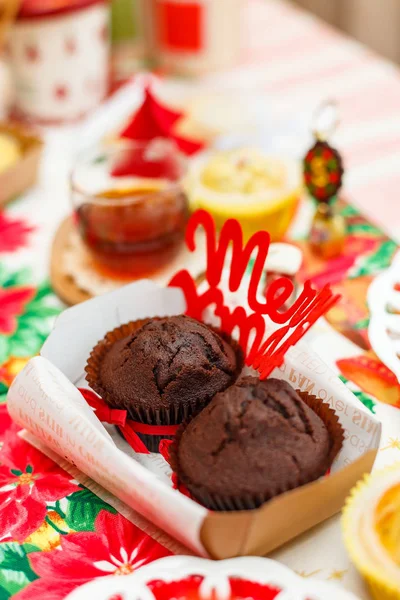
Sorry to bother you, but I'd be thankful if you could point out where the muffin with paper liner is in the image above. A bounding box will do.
[343,465,400,600]
[85,314,243,452]
[168,376,344,511]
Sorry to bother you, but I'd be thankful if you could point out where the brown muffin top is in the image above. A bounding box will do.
[96,315,242,420]
[177,376,332,501]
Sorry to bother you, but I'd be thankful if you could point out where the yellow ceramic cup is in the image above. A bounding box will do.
[186,149,303,241]
[342,465,400,600]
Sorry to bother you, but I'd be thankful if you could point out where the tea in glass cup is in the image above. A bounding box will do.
[71,139,189,279]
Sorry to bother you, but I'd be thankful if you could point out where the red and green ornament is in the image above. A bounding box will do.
[305,101,346,259]
[304,139,343,203]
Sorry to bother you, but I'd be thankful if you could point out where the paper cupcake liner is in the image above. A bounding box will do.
[170,389,344,512]
[85,316,243,452]
[342,465,400,600]
[296,390,344,471]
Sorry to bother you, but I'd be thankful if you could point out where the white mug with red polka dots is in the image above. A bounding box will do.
[9,1,110,124]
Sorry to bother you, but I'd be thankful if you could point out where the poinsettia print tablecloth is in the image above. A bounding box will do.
[2,0,400,598]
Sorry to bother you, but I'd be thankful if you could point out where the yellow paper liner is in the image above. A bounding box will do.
[170,389,344,511]
[342,465,400,600]
[85,316,244,451]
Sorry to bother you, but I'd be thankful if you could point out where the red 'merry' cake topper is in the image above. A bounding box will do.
[169,210,341,379]
[119,85,204,157]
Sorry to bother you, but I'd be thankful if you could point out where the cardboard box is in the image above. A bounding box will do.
[0,123,42,208]
[7,280,381,558]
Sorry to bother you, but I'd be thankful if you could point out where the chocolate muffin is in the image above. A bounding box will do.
[175,377,339,510]
[86,315,243,450]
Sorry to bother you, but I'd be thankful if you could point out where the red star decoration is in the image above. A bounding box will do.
[25,44,39,63]
[54,84,68,101]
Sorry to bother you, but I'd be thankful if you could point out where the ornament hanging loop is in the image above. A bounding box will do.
[312,99,339,142]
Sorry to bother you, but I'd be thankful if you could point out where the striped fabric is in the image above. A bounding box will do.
[210,0,400,240]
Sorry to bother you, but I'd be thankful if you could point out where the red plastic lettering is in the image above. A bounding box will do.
[169,210,341,380]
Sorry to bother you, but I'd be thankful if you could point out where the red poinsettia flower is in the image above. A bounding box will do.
[0,431,79,542]
[0,212,35,253]
[16,510,171,600]
[0,286,35,334]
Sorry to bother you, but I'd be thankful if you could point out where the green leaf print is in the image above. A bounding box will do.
[23,305,60,320]
[0,266,31,289]
[21,544,41,554]
[0,571,27,598]
[0,337,9,366]
[339,375,376,414]
[0,543,36,576]
[0,583,10,599]
[0,382,8,404]
[354,317,370,330]
[30,282,54,302]
[347,222,381,236]
[17,315,56,336]
[353,390,376,414]
[351,240,397,278]
[0,543,38,596]
[65,488,116,532]
[7,326,44,358]
[0,268,61,365]
[339,204,360,218]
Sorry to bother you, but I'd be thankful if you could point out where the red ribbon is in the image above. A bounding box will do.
[119,422,150,455]
[80,388,127,427]
[126,421,178,436]
[78,388,178,455]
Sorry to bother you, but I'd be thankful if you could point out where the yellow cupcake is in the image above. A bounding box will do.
[0,133,21,174]
[186,148,302,241]
[342,465,400,600]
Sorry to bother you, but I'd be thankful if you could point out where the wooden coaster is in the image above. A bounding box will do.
[51,216,207,306]
[50,217,92,306]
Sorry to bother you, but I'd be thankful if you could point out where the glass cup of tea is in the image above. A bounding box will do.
[71,139,189,279]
